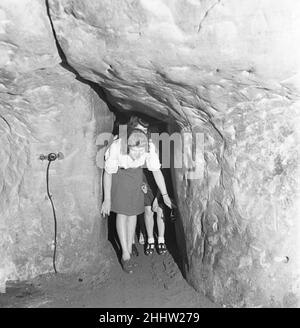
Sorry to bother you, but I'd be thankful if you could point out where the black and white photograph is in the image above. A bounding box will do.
[0,0,299,314]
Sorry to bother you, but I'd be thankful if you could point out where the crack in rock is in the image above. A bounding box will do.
[198,0,221,33]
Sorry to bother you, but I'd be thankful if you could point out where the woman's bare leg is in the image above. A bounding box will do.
[138,214,146,244]
[116,214,130,260]
[127,215,137,254]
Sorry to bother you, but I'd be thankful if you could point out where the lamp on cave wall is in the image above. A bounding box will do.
[39,152,64,274]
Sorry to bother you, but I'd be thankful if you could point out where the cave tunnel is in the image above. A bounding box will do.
[0,0,300,309]
[104,109,189,279]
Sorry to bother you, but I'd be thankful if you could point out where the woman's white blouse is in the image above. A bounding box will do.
[104,138,161,174]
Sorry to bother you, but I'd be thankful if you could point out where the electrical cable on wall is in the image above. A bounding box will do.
[40,152,64,274]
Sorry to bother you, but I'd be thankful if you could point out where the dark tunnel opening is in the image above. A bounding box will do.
[103,109,189,279]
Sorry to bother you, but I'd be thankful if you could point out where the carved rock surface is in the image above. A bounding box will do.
[1,0,300,308]
[0,0,113,292]
[48,0,300,307]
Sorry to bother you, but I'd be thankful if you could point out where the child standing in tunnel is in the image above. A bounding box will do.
[142,169,167,255]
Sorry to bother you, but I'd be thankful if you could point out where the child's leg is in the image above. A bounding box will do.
[132,225,136,245]
[156,207,165,243]
[156,207,167,255]
[127,215,137,255]
[144,205,154,243]
[116,214,130,261]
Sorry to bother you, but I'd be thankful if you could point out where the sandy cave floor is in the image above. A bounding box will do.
[0,242,219,308]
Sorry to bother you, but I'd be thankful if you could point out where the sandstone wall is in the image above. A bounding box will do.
[0,0,113,292]
[48,0,300,307]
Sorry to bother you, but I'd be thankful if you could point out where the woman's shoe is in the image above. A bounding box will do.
[121,259,133,274]
[145,242,155,256]
[132,244,139,257]
[157,243,167,255]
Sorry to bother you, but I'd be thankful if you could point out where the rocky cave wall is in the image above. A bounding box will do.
[47,0,300,307]
[0,0,114,292]
[1,0,300,308]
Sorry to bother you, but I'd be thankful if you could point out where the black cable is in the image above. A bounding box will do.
[46,160,58,274]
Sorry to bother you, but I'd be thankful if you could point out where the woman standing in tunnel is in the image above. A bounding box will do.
[128,116,171,256]
[101,119,171,273]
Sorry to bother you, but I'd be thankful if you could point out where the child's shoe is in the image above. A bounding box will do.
[157,242,167,255]
[145,242,155,255]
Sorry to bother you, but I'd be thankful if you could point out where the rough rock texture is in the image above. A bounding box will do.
[48,0,300,307]
[0,0,113,292]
